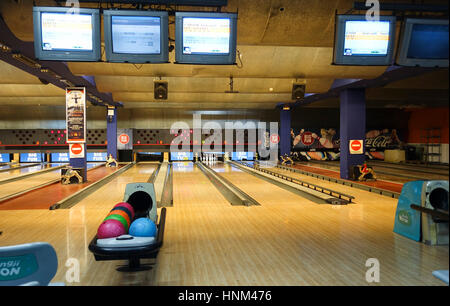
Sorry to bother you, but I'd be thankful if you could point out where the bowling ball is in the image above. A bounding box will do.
[129,218,157,237]
[107,210,131,226]
[110,206,133,222]
[104,214,129,232]
[97,219,126,239]
[113,202,135,220]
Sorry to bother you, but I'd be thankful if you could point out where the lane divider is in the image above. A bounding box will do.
[0,163,41,173]
[50,163,135,210]
[230,161,353,205]
[0,164,104,204]
[197,161,260,206]
[0,164,66,185]
[275,163,401,199]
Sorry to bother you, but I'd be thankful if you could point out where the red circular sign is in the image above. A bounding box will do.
[301,132,314,146]
[270,133,280,144]
[71,143,83,155]
[350,140,362,151]
[119,134,129,145]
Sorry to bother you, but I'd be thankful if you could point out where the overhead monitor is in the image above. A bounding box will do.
[170,152,194,161]
[333,15,397,65]
[103,10,169,63]
[51,153,70,162]
[396,18,449,67]
[87,152,107,162]
[0,153,10,163]
[175,12,238,64]
[232,152,254,161]
[33,6,101,61]
[20,153,43,163]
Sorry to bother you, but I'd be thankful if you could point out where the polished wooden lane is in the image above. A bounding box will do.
[0,163,40,172]
[302,160,449,183]
[0,161,447,286]
[157,162,448,285]
[0,163,102,201]
[0,163,62,181]
[0,169,62,198]
[0,163,160,286]
[290,163,405,193]
[0,165,120,210]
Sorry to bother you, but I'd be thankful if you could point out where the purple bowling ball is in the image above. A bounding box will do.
[97,219,126,239]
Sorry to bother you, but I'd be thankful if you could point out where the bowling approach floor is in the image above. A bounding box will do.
[0,162,448,286]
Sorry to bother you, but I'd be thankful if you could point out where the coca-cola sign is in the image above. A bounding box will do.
[291,128,402,150]
[365,135,391,148]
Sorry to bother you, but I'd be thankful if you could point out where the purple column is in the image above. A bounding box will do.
[107,107,118,160]
[340,88,366,179]
[69,144,87,182]
[280,107,292,156]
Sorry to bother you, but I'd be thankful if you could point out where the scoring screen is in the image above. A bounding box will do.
[41,12,93,51]
[343,20,391,56]
[182,17,230,55]
[112,15,161,54]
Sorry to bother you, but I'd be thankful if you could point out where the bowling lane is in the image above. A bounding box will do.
[0,163,161,285]
[155,161,448,286]
[209,162,317,207]
[0,163,66,181]
[0,161,447,286]
[0,163,39,171]
[253,162,397,201]
[0,163,111,210]
[0,163,102,200]
[172,161,230,209]
[70,163,159,212]
[302,160,448,183]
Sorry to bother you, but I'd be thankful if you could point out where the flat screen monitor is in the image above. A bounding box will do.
[20,153,43,163]
[171,152,193,161]
[33,6,101,61]
[51,153,70,162]
[103,10,169,63]
[175,12,238,64]
[396,18,449,67]
[0,153,10,163]
[232,152,254,161]
[87,152,107,162]
[333,15,397,65]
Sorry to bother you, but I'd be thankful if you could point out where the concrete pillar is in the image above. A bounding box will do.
[340,88,366,179]
[280,107,292,157]
[107,107,118,160]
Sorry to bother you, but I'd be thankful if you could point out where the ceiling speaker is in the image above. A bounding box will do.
[292,83,306,100]
[154,81,168,100]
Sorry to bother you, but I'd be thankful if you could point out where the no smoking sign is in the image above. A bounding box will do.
[349,140,364,154]
[69,143,85,158]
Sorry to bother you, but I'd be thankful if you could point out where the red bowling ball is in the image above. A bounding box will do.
[97,219,126,239]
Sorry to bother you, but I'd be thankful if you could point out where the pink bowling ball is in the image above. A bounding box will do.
[97,219,126,239]
[113,202,135,220]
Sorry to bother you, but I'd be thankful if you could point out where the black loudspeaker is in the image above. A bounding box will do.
[292,83,305,100]
[154,81,168,100]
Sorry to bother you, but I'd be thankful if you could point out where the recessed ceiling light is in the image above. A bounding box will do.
[269,87,274,92]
